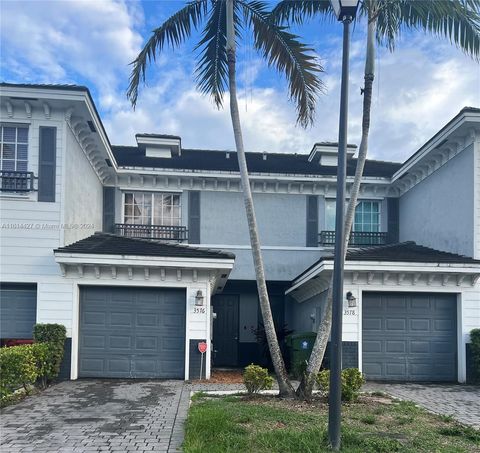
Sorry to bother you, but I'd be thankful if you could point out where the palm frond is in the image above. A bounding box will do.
[271,0,333,25]
[377,0,480,59]
[194,0,241,107]
[240,0,325,127]
[127,0,208,106]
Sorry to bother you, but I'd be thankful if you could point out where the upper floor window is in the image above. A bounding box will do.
[325,199,380,232]
[354,201,380,232]
[124,192,181,226]
[1,125,28,171]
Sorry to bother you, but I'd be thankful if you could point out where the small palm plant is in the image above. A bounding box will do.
[273,0,480,399]
[127,0,324,397]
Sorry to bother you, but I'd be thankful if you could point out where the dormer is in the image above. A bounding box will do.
[308,142,357,166]
[136,133,181,159]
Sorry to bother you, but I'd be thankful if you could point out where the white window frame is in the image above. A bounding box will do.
[324,199,381,232]
[122,191,182,226]
[0,123,29,172]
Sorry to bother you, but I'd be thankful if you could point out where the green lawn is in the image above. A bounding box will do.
[183,394,480,453]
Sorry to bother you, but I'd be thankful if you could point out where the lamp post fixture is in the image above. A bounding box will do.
[329,0,359,450]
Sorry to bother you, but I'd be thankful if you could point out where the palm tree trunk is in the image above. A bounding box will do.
[225,0,295,398]
[296,10,377,401]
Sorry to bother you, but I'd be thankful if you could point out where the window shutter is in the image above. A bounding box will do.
[38,127,57,202]
[306,195,319,247]
[188,191,201,244]
[387,197,399,243]
[103,187,115,233]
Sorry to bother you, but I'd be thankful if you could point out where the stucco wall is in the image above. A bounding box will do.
[200,191,311,247]
[288,291,327,333]
[63,127,103,245]
[399,144,474,257]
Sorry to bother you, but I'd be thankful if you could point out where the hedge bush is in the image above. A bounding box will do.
[316,368,366,402]
[0,324,67,401]
[0,344,37,397]
[243,364,274,394]
[470,328,480,383]
[33,323,66,381]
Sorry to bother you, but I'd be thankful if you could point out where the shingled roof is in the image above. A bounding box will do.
[293,241,480,283]
[54,233,235,260]
[112,146,402,178]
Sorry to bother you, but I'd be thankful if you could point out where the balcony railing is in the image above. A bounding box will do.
[319,230,388,247]
[115,223,188,242]
[0,171,35,193]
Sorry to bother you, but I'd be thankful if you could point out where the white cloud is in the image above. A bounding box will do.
[1,0,143,100]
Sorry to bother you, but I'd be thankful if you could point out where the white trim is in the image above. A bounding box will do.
[457,293,466,383]
[392,111,480,181]
[54,252,235,270]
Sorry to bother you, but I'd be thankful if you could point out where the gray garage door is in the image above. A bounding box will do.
[363,292,457,382]
[79,286,186,379]
[0,284,37,339]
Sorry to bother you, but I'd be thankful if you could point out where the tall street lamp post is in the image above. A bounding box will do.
[328,0,359,451]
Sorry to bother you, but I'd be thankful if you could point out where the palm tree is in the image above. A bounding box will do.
[273,0,480,399]
[127,0,324,397]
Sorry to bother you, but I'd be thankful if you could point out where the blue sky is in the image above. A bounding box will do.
[1,0,479,162]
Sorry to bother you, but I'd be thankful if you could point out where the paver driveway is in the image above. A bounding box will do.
[0,379,188,453]
[364,382,480,429]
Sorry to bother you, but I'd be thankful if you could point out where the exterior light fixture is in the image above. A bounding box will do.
[195,290,204,306]
[346,291,357,308]
[330,0,360,21]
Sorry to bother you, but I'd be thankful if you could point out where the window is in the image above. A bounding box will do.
[124,192,181,225]
[325,199,380,232]
[1,125,28,171]
[354,201,380,232]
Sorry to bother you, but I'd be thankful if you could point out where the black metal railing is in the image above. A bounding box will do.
[0,171,35,193]
[319,230,388,247]
[115,223,188,242]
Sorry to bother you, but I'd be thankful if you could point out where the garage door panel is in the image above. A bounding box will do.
[0,285,37,339]
[79,286,186,379]
[410,318,429,331]
[435,319,455,331]
[385,362,406,378]
[410,340,430,353]
[386,318,406,331]
[363,340,382,353]
[363,292,456,382]
[386,340,406,353]
[363,318,382,331]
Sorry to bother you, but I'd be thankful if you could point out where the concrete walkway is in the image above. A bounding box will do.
[364,382,480,429]
[0,380,189,453]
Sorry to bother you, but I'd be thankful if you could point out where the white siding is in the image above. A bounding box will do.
[0,105,65,281]
[63,127,103,245]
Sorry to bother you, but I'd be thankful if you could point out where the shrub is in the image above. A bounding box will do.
[316,368,365,402]
[243,364,274,394]
[33,323,66,381]
[0,344,37,397]
[470,328,480,383]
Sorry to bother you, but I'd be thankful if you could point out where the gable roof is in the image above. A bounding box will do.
[293,241,480,283]
[112,146,402,178]
[54,233,235,260]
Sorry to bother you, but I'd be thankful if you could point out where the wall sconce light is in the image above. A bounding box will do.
[310,313,316,322]
[195,290,204,306]
[346,291,357,307]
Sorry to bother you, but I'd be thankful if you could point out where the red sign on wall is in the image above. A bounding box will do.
[198,342,207,354]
